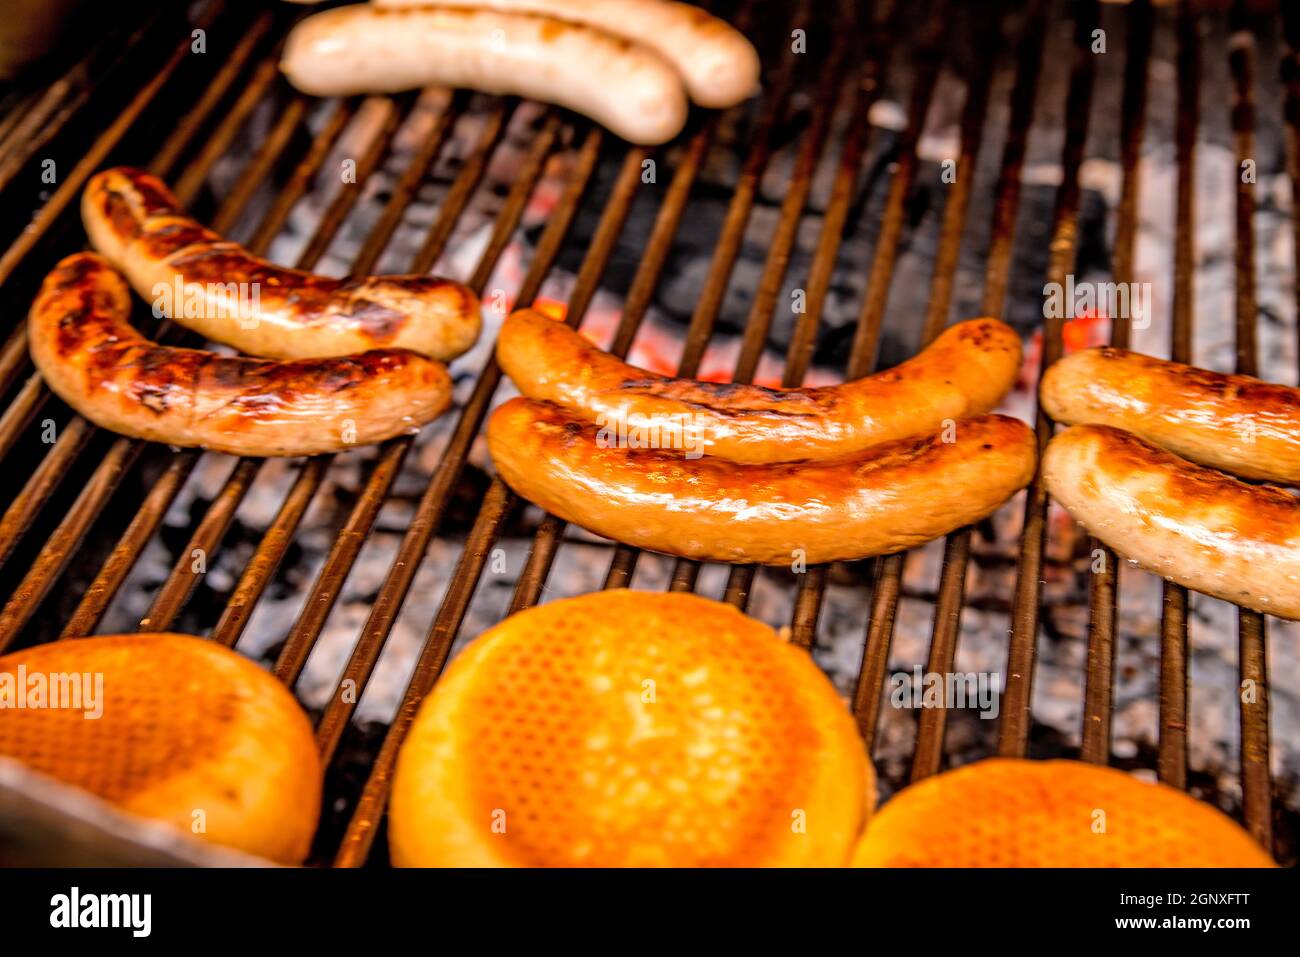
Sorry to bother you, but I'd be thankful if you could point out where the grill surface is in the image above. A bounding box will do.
[0,0,1295,866]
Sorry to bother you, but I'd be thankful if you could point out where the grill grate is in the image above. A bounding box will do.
[0,0,1294,866]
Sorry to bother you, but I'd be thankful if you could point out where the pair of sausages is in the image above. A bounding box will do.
[490,399,1037,566]
[29,254,452,458]
[280,2,760,145]
[1040,348,1300,620]
[498,308,1024,463]
[29,166,480,457]
[489,310,1034,565]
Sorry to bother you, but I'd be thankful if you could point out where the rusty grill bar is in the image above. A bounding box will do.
[0,0,1293,866]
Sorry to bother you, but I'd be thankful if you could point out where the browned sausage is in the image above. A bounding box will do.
[496,309,1024,463]
[82,167,481,361]
[487,397,1037,565]
[1040,346,1300,484]
[1042,424,1300,619]
[29,253,452,457]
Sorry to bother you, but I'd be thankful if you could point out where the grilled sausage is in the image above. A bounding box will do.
[82,167,481,361]
[1040,347,1300,485]
[373,0,760,108]
[1042,424,1300,620]
[497,309,1024,464]
[29,253,452,457]
[488,398,1037,565]
[279,5,689,145]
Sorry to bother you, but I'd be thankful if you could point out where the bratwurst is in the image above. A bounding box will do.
[82,167,481,361]
[488,398,1037,565]
[29,253,452,457]
[497,309,1023,463]
[1042,424,1300,620]
[1040,346,1300,484]
[280,5,689,145]
[372,0,760,108]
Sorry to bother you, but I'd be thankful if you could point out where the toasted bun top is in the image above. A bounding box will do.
[0,633,321,864]
[852,758,1275,868]
[390,590,872,866]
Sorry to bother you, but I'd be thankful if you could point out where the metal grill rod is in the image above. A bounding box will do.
[998,0,1101,758]
[303,112,573,766]
[1079,0,1153,767]
[907,0,1006,783]
[270,99,522,680]
[0,0,233,293]
[1228,0,1272,849]
[848,0,1049,753]
[1157,0,1200,791]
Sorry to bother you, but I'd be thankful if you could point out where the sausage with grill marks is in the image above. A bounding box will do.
[487,397,1038,566]
[82,167,481,362]
[497,309,1024,463]
[1042,424,1300,620]
[29,253,452,457]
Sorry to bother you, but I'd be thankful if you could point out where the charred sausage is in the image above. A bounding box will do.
[82,167,481,362]
[29,253,452,457]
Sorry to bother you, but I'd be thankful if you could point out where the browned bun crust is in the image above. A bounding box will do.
[498,309,1023,463]
[82,167,481,361]
[28,253,452,457]
[852,759,1275,868]
[0,633,321,864]
[487,397,1037,565]
[390,590,872,866]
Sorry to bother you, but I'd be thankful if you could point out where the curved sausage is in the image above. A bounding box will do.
[373,0,760,108]
[1040,347,1300,484]
[29,253,452,457]
[1042,424,1300,619]
[497,309,1024,463]
[279,5,689,145]
[487,397,1037,565]
[82,167,481,361]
